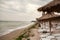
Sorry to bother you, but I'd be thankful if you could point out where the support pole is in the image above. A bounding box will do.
[49,21,52,35]
[42,12,45,16]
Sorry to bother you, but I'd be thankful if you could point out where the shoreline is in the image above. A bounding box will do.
[0,22,34,36]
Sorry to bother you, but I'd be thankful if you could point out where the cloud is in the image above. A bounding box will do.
[27,0,52,5]
[0,0,26,12]
[0,0,52,21]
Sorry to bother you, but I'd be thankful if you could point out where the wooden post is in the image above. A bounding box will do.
[49,21,52,35]
[42,12,45,16]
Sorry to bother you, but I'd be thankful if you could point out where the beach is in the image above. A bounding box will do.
[0,23,34,40]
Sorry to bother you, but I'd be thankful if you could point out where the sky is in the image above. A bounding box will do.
[0,0,52,21]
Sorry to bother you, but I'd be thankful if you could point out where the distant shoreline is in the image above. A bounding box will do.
[0,20,31,22]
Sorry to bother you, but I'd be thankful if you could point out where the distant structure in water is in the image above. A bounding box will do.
[37,0,60,35]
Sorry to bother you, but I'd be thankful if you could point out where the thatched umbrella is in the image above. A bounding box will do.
[36,13,60,21]
[38,0,60,13]
[36,13,60,34]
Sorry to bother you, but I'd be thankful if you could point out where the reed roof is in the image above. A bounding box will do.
[38,0,60,13]
[36,14,60,21]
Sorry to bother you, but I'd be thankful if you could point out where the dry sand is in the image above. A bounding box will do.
[0,28,25,40]
[29,28,40,40]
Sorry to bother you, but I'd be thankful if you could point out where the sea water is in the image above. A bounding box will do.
[0,21,32,36]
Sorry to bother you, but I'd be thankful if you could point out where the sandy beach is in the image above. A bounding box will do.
[0,23,34,40]
[0,28,25,40]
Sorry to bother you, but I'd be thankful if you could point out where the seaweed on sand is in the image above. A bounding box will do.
[16,23,37,40]
[16,31,30,40]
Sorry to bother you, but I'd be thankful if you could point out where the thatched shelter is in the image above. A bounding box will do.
[37,0,60,35]
[38,0,60,13]
[36,13,60,34]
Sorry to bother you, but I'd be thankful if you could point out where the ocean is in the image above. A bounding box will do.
[0,21,32,36]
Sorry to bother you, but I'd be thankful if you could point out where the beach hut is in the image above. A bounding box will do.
[37,0,60,35]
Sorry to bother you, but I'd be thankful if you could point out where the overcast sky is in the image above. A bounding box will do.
[0,0,52,21]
